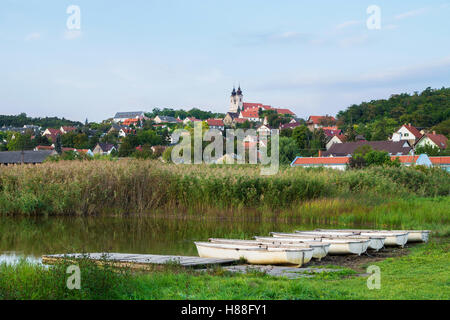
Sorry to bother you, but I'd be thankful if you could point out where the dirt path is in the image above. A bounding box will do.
[307,245,412,272]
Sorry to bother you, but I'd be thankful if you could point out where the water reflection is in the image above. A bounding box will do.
[0,215,370,263]
[0,252,42,265]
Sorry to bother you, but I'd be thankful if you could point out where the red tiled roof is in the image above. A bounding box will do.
[243,102,294,115]
[334,135,347,142]
[280,122,301,130]
[35,145,54,151]
[207,119,224,127]
[308,116,336,124]
[45,128,60,135]
[240,109,260,118]
[43,128,61,141]
[323,129,343,137]
[234,118,249,124]
[275,108,295,115]
[429,156,450,165]
[420,133,448,149]
[292,157,350,166]
[322,126,339,131]
[390,155,420,163]
[243,103,272,110]
[123,118,139,126]
[186,117,201,122]
[61,126,77,132]
[391,155,450,165]
[401,124,422,139]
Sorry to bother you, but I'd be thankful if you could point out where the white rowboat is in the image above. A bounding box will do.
[194,242,314,266]
[294,231,386,251]
[270,233,369,255]
[313,229,409,247]
[209,238,330,260]
[393,230,430,243]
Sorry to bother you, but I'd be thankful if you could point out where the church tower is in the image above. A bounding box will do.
[229,85,244,113]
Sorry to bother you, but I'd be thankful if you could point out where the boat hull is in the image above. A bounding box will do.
[295,231,385,251]
[229,238,331,260]
[314,229,409,247]
[393,230,430,243]
[270,233,368,255]
[195,242,314,266]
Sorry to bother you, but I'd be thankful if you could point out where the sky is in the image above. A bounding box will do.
[0,0,449,122]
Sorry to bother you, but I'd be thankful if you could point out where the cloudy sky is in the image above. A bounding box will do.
[1,0,449,122]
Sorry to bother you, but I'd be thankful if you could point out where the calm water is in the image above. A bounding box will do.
[0,215,368,264]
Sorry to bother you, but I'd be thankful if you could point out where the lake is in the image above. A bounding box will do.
[0,215,371,264]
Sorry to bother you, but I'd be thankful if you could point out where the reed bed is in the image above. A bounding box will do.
[0,159,448,216]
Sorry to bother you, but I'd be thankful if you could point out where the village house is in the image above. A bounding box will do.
[280,122,301,130]
[306,116,336,131]
[113,111,146,123]
[60,126,77,134]
[239,108,260,122]
[223,112,239,126]
[93,143,117,155]
[322,140,413,157]
[290,156,350,170]
[291,154,450,172]
[233,118,249,126]
[206,119,225,131]
[122,118,140,127]
[391,124,423,145]
[415,131,448,150]
[42,128,61,142]
[183,117,201,125]
[154,115,178,124]
[256,124,271,136]
[0,150,54,165]
[326,134,347,150]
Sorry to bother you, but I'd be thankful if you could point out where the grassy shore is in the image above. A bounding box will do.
[0,159,449,215]
[1,237,448,300]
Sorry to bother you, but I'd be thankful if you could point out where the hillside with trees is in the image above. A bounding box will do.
[337,87,450,140]
[0,113,82,128]
[145,108,225,120]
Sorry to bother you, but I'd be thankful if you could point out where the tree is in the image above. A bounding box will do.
[349,145,398,169]
[137,130,163,147]
[432,118,450,138]
[415,144,445,156]
[278,137,300,165]
[6,132,34,151]
[292,125,310,152]
[118,134,140,157]
[55,135,62,154]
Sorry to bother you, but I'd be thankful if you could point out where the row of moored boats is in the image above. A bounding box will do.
[195,229,430,267]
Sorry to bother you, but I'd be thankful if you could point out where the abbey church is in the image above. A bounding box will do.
[229,86,244,113]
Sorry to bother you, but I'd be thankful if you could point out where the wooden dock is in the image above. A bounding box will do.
[42,253,237,269]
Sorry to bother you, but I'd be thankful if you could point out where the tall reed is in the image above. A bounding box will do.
[0,160,448,215]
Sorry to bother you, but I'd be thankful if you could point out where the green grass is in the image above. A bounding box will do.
[1,238,448,300]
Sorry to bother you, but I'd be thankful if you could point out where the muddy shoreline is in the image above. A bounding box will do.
[307,245,415,272]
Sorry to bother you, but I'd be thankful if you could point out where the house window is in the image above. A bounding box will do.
[404,133,409,137]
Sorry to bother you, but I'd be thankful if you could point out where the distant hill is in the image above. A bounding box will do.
[0,113,83,128]
[337,87,450,131]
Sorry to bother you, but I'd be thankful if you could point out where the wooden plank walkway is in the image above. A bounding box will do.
[42,253,237,269]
